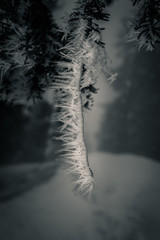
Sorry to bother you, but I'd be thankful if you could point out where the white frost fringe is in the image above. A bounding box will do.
[53,10,107,197]
[54,61,94,198]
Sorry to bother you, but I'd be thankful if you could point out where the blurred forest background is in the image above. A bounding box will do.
[0,100,59,165]
[99,42,160,161]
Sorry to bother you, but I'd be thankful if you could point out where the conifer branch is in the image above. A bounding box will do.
[127,0,160,51]
[52,0,109,197]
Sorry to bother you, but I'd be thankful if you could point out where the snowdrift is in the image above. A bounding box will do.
[0,152,160,240]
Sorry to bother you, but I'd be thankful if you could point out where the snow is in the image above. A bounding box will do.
[0,152,160,240]
[0,161,58,201]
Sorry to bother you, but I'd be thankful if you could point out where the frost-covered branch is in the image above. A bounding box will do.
[0,0,61,104]
[127,0,160,51]
[53,0,109,197]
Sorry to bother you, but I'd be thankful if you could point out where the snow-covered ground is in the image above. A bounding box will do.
[0,152,160,240]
